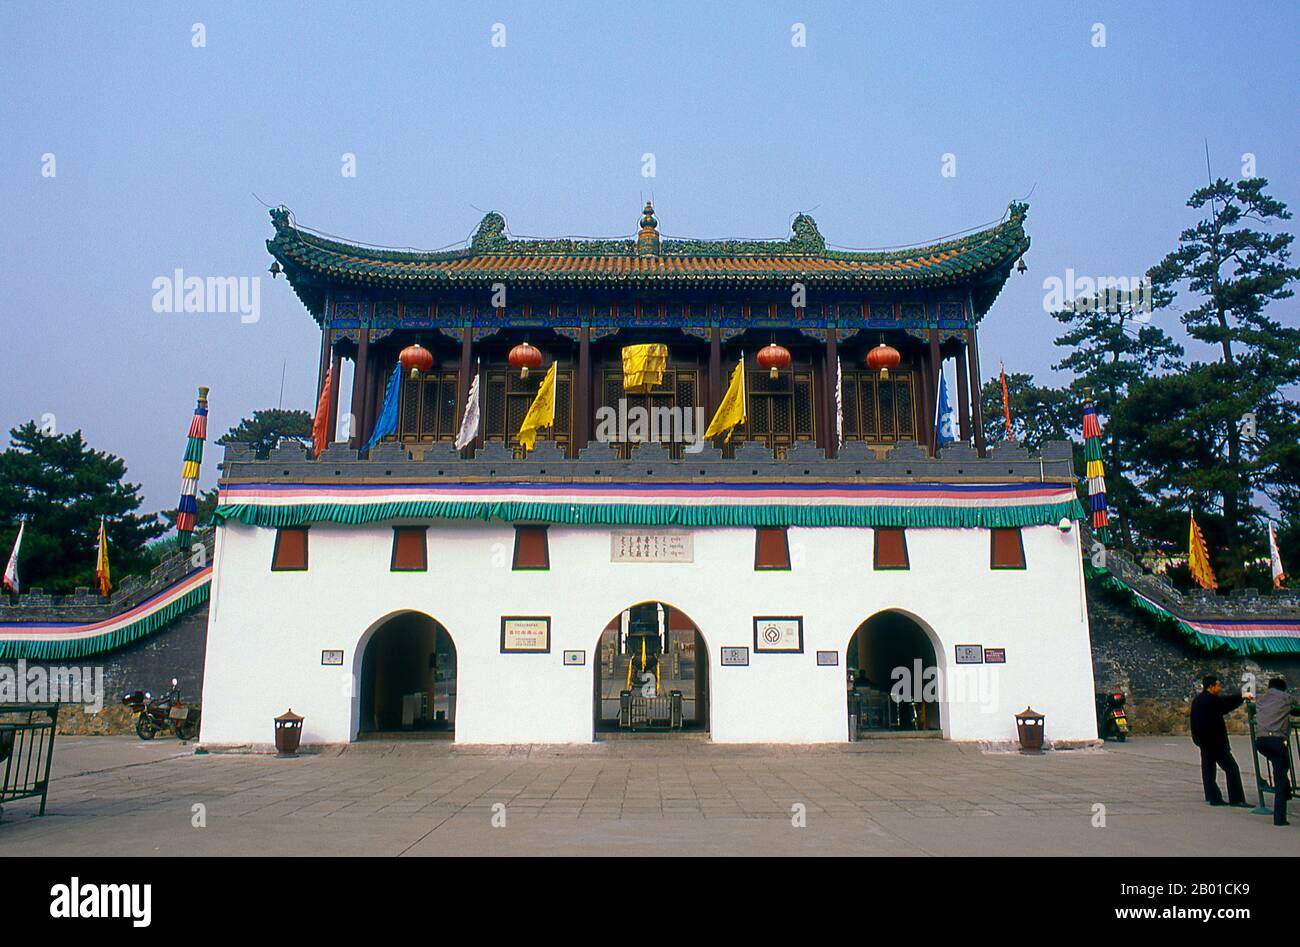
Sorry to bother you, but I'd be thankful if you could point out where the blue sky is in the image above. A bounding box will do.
[1,1,1296,512]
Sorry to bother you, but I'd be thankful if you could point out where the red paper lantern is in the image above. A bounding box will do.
[509,341,543,379]
[399,343,434,380]
[757,342,792,380]
[866,342,901,378]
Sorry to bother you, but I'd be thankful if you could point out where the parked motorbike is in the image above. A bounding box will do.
[122,678,201,741]
[1095,690,1129,742]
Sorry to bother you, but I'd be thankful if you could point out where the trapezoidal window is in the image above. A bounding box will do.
[754,527,791,570]
[990,527,1027,570]
[271,527,309,571]
[391,526,428,572]
[513,525,550,570]
[873,528,910,570]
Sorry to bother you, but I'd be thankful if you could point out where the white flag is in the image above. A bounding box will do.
[835,357,844,449]
[454,371,481,450]
[3,521,23,594]
[1269,522,1287,590]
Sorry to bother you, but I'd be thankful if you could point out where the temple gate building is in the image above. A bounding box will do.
[199,201,1099,746]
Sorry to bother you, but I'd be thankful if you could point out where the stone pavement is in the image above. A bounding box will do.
[0,735,1294,856]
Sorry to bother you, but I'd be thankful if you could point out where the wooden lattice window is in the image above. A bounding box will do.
[744,368,816,452]
[840,370,917,443]
[484,368,573,454]
[599,367,700,459]
[395,370,460,443]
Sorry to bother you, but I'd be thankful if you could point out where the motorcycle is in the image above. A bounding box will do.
[122,678,201,741]
[1095,690,1129,742]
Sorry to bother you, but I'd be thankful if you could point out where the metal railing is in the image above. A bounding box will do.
[0,702,59,819]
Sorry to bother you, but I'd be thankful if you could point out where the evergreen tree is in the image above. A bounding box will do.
[978,372,1076,451]
[1121,178,1299,586]
[1049,274,1184,548]
[218,408,313,458]
[0,422,166,594]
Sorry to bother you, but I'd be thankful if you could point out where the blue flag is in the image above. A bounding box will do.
[935,369,956,446]
[363,365,402,452]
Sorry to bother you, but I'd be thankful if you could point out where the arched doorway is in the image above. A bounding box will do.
[357,611,456,738]
[846,611,941,738]
[593,602,709,736]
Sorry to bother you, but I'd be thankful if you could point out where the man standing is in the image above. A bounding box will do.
[1190,674,1248,807]
[1252,677,1297,826]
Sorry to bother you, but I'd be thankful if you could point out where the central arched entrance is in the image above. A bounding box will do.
[593,602,709,736]
[847,610,942,738]
[357,611,456,738]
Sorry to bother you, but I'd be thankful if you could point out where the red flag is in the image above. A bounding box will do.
[312,367,332,457]
[999,363,1013,440]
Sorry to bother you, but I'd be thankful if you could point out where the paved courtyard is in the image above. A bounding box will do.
[0,735,1293,856]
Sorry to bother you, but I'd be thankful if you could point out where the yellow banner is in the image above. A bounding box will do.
[517,362,557,451]
[704,358,746,442]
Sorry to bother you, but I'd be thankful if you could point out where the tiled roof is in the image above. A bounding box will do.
[267,203,1030,303]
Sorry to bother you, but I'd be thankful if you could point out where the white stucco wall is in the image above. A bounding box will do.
[201,519,1097,746]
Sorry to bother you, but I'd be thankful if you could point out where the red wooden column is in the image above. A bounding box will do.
[349,329,370,449]
[928,329,942,455]
[326,346,342,447]
[966,325,986,456]
[573,325,591,456]
[954,340,972,442]
[913,339,933,453]
[708,325,722,414]
[456,325,473,443]
[316,326,331,400]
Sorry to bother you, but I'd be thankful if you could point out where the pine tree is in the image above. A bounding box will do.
[0,422,166,594]
[1121,178,1300,586]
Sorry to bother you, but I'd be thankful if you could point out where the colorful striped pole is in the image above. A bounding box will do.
[1082,394,1110,545]
[176,387,209,550]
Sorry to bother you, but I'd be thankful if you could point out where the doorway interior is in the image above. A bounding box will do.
[357,611,456,738]
[847,611,942,737]
[594,602,708,736]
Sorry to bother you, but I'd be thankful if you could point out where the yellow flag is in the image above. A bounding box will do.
[95,517,111,597]
[704,357,746,442]
[622,343,668,394]
[1188,513,1217,590]
[517,362,557,451]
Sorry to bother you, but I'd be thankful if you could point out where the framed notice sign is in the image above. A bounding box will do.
[984,647,1006,664]
[321,649,344,666]
[753,616,804,653]
[954,644,984,665]
[720,647,749,667]
[610,530,693,563]
[816,650,839,666]
[500,616,551,654]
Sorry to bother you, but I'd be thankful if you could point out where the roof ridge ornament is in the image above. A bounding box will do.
[636,200,660,256]
[789,213,825,254]
[471,211,508,252]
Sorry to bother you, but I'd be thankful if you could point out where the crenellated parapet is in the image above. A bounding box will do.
[218,438,1077,484]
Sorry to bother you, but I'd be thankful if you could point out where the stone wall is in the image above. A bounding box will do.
[1088,579,1300,735]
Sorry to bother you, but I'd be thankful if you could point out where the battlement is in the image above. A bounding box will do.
[218,438,1077,484]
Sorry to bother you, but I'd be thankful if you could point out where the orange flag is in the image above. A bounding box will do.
[312,367,332,457]
[95,517,111,597]
[999,363,1014,440]
[1188,513,1217,590]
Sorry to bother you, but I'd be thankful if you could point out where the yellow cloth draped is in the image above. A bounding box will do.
[517,362,557,451]
[95,518,111,597]
[621,343,669,393]
[1188,514,1217,590]
[704,358,746,442]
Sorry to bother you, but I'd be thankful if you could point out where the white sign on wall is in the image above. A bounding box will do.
[753,616,804,653]
[610,530,693,563]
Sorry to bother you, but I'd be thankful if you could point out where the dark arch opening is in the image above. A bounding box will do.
[358,612,456,737]
[846,611,941,737]
[593,602,709,736]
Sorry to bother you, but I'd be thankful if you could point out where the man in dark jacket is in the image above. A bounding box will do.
[1190,674,1247,806]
